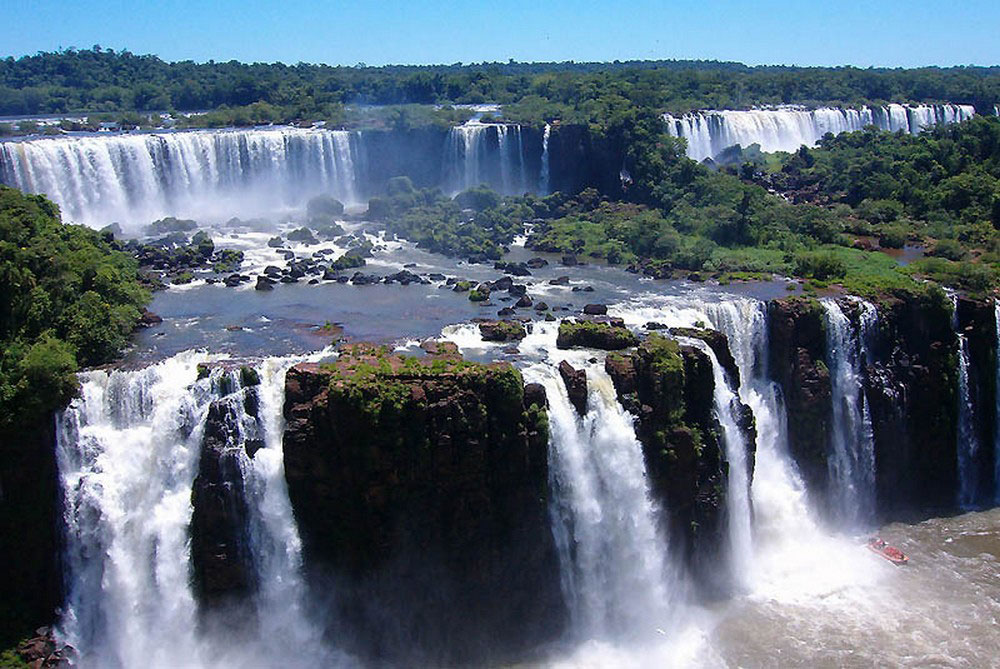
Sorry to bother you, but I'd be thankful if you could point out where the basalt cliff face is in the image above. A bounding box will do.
[605,333,754,593]
[0,417,62,647]
[280,343,562,665]
[767,293,995,516]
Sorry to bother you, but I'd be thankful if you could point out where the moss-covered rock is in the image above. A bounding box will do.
[282,343,563,664]
[479,320,526,342]
[604,334,732,594]
[670,327,740,388]
[556,319,639,350]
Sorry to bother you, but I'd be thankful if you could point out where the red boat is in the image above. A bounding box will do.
[867,537,909,565]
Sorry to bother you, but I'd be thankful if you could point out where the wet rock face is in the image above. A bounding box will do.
[558,360,588,415]
[769,291,970,515]
[282,344,563,665]
[767,298,832,501]
[0,417,61,643]
[190,379,262,608]
[670,327,741,389]
[604,334,731,594]
[866,291,964,512]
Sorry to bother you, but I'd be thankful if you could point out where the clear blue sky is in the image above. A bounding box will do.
[3,0,998,68]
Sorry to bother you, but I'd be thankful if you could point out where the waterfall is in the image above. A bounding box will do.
[539,123,551,194]
[821,298,878,527]
[956,332,980,508]
[0,128,362,229]
[678,336,754,586]
[663,103,977,161]
[442,122,488,194]
[55,351,343,668]
[496,125,529,194]
[528,361,676,640]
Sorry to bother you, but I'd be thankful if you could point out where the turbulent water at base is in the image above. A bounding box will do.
[0,128,361,228]
[526,353,678,640]
[55,351,347,669]
[821,298,877,527]
[664,103,977,161]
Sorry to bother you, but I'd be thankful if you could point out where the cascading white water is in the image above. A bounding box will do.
[444,122,531,195]
[442,122,488,194]
[956,333,980,508]
[496,125,529,195]
[821,298,878,528]
[0,128,362,229]
[540,123,551,194]
[55,351,343,668]
[663,103,977,161]
[678,336,754,586]
[526,359,677,641]
[57,351,210,668]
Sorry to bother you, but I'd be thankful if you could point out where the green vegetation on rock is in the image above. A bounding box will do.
[0,187,150,429]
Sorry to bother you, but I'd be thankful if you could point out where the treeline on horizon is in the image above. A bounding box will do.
[1,47,999,124]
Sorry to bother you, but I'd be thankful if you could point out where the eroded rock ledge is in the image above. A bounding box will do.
[605,333,755,594]
[282,342,563,665]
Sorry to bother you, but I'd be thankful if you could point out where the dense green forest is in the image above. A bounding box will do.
[0,186,149,431]
[1,48,999,127]
[365,113,1000,296]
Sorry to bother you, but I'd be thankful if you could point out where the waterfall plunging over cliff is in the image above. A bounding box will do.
[497,125,529,195]
[0,128,362,229]
[956,332,981,509]
[821,298,878,527]
[442,122,532,195]
[679,336,754,586]
[539,123,551,194]
[664,104,977,161]
[55,351,343,669]
[526,359,678,640]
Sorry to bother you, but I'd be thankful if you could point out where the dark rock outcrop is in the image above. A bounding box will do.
[670,327,741,389]
[556,319,639,350]
[282,344,563,665]
[190,370,264,610]
[864,290,963,512]
[605,334,739,594]
[479,320,526,342]
[768,297,833,502]
[0,417,62,648]
[558,360,588,416]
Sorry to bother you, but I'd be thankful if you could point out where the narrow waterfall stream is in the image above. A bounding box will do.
[956,332,981,508]
[676,336,754,587]
[539,123,551,194]
[527,359,677,641]
[821,298,877,528]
